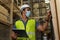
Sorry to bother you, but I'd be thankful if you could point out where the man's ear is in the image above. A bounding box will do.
[22,11,25,14]
[21,9,26,15]
[23,10,26,14]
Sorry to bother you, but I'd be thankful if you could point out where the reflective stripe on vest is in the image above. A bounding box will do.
[15,19,36,40]
[26,19,35,40]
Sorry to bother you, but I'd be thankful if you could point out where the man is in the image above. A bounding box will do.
[47,10,55,40]
[12,4,48,40]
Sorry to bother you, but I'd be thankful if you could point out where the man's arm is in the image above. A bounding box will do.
[11,31,17,39]
[11,25,17,39]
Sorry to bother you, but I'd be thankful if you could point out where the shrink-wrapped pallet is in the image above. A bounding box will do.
[0,13,9,23]
[0,5,9,16]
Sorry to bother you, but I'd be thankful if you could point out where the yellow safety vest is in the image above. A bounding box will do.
[15,19,36,40]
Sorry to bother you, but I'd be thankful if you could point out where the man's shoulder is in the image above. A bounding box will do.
[28,19,35,21]
[15,20,22,23]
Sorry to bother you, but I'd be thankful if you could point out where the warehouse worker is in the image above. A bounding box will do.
[12,4,48,40]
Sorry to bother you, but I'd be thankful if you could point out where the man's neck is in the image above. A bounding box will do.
[21,15,27,22]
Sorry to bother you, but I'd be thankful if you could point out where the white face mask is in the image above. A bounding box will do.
[26,11,31,17]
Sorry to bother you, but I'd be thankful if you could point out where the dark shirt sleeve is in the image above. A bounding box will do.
[36,21,40,28]
[12,25,17,30]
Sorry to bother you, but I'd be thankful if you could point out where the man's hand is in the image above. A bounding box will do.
[11,31,17,39]
[37,21,48,31]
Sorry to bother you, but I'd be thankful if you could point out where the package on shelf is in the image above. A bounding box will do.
[33,3,39,8]
[33,9,40,17]
[40,2,46,7]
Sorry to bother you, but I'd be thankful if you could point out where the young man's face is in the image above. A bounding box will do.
[23,7,31,17]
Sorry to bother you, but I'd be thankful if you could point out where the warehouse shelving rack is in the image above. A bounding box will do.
[0,0,20,40]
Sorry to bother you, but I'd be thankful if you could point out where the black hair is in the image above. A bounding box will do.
[21,8,26,15]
